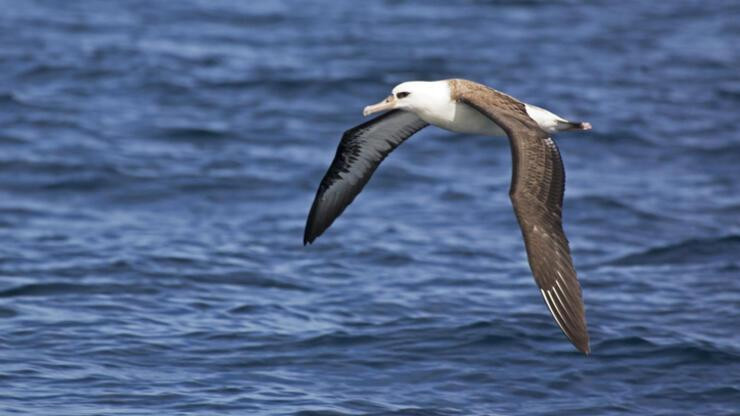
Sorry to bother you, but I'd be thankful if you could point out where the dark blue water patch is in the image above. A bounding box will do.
[0,282,157,298]
[609,235,740,266]
[0,305,18,318]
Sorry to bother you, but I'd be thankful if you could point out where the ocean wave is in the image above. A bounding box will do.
[153,126,231,141]
[0,282,156,298]
[572,195,679,223]
[595,335,739,365]
[608,235,740,266]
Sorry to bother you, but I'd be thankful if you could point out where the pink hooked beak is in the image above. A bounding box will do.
[362,95,396,116]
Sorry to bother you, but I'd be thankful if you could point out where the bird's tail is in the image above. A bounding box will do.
[556,120,592,131]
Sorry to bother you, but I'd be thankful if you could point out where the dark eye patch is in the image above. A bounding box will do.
[395,92,410,99]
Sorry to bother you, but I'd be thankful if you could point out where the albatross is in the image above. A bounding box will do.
[304,79,592,354]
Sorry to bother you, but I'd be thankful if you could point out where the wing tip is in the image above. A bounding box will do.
[304,212,328,245]
[575,337,591,355]
[540,287,590,355]
[567,323,591,355]
[303,204,322,246]
[563,325,590,355]
[303,227,317,246]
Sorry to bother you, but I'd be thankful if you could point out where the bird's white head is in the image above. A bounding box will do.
[362,80,451,118]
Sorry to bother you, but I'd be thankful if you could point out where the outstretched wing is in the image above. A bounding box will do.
[452,80,590,354]
[508,132,590,355]
[304,110,428,245]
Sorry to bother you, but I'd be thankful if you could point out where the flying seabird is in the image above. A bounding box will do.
[304,79,592,354]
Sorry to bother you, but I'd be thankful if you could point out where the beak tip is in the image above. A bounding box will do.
[363,96,396,117]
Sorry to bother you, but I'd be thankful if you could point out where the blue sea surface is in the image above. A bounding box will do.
[1,1,739,415]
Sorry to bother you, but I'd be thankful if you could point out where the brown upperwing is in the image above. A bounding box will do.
[450,79,590,354]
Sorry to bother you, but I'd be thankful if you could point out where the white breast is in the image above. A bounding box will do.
[443,102,506,137]
[412,89,506,137]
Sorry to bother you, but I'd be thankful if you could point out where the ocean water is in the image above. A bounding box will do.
[0,1,738,415]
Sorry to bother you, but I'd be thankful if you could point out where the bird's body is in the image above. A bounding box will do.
[366,80,588,137]
[305,79,592,354]
[374,80,503,136]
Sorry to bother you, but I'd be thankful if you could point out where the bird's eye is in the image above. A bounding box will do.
[396,92,410,99]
